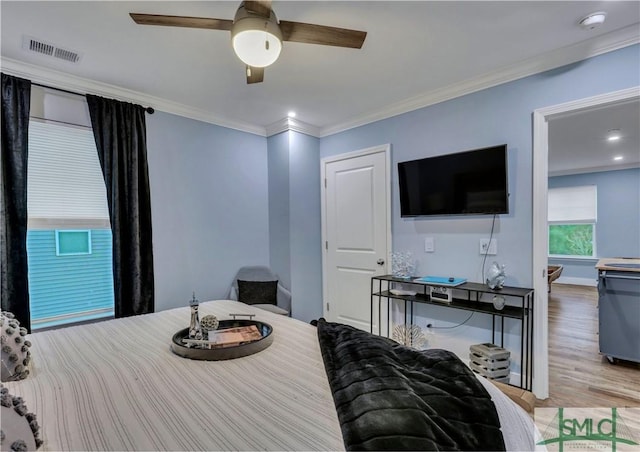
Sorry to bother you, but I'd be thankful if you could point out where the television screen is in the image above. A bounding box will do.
[398,145,509,217]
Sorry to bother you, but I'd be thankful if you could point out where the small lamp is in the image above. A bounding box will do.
[231,6,282,68]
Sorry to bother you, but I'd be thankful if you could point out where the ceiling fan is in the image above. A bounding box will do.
[130,0,367,84]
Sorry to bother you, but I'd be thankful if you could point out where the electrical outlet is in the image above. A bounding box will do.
[480,238,498,255]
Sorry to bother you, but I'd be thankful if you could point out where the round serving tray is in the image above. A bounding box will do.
[171,319,273,361]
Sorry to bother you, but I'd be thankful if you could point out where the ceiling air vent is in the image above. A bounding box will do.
[53,47,80,63]
[22,36,81,63]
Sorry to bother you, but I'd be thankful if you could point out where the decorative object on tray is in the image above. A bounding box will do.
[391,251,417,279]
[486,261,506,290]
[1,311,32,382]
[188,292,203,340]
[207,325,262,347]
[200,315,219,334]
[171,319,273,361]
[392,324,427,349]
[1,384,43,450]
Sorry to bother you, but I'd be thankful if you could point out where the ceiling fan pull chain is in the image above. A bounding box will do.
[264,23,270,51]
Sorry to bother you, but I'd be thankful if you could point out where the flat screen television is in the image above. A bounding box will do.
[398,144,509,217]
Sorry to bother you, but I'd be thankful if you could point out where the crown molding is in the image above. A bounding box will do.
[4,22,637,141]
[537,85,640,118]
[549,162,640,177]
[265,117,321,138]
[318,24,640,138]
[0,57,266,137]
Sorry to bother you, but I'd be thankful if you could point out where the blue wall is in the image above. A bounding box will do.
[321,45,640,288]
[549,168,640,281]
[267,132,292,291]
[146,112,270,311]
[318,44,639,371]
[289,131,323,322]
[140,44,638,332]
[267,131,323,321]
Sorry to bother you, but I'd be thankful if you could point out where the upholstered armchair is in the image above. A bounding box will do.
[228,266,291,316]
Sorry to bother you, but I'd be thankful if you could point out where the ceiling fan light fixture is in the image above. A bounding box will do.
[232,10,282,68]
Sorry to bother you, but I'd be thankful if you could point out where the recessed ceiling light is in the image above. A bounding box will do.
[607,129,621,141]
[288,111,296,118]
[613,156,623,161]
[579,12,607,30]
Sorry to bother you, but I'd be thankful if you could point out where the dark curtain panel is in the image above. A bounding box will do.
[86,94,154,317]
[1,74,32,330]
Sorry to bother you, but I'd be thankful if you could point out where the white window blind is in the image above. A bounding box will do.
[27,120,110,228]
[548,185,597,224]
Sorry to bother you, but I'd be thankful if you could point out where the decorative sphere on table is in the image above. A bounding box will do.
[492,295,506,311]
[201,315,219,334]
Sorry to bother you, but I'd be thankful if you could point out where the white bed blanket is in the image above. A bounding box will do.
[5,300,536,451]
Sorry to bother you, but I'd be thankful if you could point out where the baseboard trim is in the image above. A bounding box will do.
[555,276,598,287]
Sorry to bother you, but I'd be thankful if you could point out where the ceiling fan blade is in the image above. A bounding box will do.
[279,21,366,49]
[130,13,233,31]
[246,66,264,84]
[243,1,272,18]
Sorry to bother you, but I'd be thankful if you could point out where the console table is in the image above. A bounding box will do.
[371,275,534,390]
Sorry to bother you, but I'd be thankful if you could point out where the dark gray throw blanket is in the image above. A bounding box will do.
[316,320,506,451]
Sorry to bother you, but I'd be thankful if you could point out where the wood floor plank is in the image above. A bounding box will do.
[538,284,640,408]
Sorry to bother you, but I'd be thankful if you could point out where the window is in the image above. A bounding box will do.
[26,87,114,330]
[56,230,92,255]
[548,185,597,257]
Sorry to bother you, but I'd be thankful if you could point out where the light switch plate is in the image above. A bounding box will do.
[424,237,435,253]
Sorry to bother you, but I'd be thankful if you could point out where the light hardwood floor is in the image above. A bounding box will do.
[537,283,640,408]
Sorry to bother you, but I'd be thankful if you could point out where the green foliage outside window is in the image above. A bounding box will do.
[549,224,594,256]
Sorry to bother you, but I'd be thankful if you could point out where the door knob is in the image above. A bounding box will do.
[377,259,385,266]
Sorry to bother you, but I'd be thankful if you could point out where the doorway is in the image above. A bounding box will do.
[532,86,639,398]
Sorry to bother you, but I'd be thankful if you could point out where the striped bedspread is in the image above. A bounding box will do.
[5,300,345,451]
[5,300,537,451]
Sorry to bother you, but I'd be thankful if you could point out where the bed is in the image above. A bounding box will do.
[4,300,537,451]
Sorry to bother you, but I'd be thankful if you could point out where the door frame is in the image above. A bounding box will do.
[320,143,392,321]
[531,86,639,398]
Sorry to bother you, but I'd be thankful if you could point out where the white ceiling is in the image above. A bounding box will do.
[549,98,640,176]
[1,1,639,145]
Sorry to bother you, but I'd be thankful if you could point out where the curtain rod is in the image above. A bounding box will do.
[32,82,155,114]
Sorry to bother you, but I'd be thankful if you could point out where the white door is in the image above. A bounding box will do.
[321,144,391,333]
